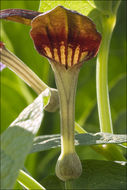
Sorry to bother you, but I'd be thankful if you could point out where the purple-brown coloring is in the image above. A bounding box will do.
[30,6,101,69]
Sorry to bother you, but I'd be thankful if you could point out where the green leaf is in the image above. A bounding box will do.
[31,132,127,153]
[0,68,34,133]
[42,175,64,190]
[39,0,103,33]
[39,0,93,16]
[73,160,127,189]
[42,160,127,190]
[0,89,51,189]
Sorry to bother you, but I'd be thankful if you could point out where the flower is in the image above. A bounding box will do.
[30,6,101,69]
[0,6,101,69]
[0,6,102,181]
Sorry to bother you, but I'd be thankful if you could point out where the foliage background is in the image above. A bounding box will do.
[0,0,126,189]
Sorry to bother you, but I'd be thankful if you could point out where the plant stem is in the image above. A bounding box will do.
[96,15,116,133]
[96,12,126,161]
[65,180,73,190]
[17,170,45,190]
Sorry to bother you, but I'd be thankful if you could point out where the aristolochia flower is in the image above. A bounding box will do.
[30,6,101,69]
[0,6,101,181]
[0,6,101,68]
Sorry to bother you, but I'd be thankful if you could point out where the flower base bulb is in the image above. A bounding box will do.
[55,152,82,181]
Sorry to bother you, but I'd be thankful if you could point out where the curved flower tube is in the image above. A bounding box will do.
[30,6,101,181]
[0,6,101,181]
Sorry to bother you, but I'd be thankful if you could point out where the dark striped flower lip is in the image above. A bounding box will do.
[30,6,101,69]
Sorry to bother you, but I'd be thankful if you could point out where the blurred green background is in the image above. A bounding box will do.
[0,0,126,188]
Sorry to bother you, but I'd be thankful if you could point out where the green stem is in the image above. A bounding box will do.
[96,15,116,133]
[17,170,46,190]
[65,180,73,190]
[96,11,126,161]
